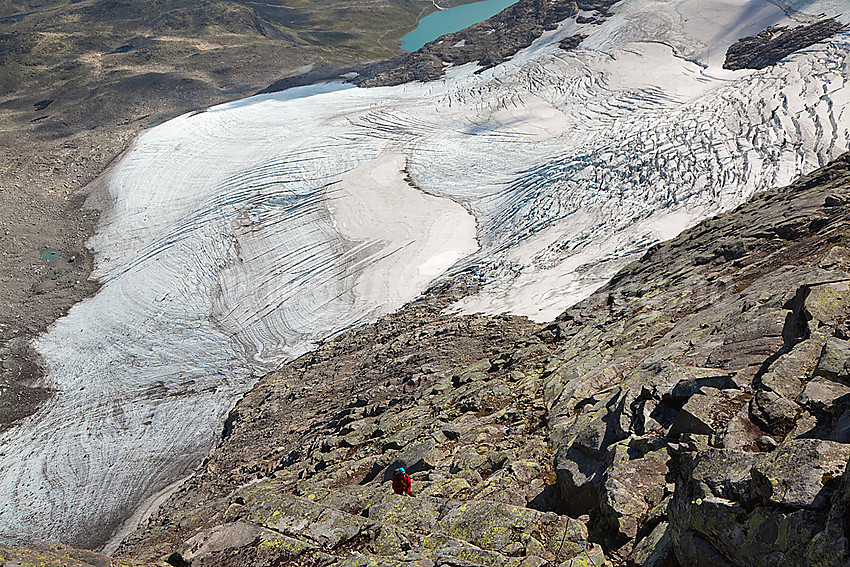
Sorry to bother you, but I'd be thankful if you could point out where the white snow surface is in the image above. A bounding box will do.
[2,0,849,549]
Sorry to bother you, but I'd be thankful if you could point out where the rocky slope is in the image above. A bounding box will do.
[543,153,850,565]
[20,154,827,567]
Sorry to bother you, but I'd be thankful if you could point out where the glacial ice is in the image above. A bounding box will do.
[1,0,849,550]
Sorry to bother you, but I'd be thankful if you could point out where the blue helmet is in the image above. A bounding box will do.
[397,467,405,473]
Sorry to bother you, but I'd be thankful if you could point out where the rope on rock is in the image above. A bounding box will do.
[557,516,597,567]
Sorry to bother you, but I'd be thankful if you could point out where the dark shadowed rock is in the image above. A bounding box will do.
[627,521,673,567]
[724,18,845,71]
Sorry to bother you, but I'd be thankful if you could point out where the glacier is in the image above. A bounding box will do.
[1,0,849,550]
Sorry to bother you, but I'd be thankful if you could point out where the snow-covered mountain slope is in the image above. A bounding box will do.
[1,0,848,549]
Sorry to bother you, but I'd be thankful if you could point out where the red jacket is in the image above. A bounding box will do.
[392,471,411,494]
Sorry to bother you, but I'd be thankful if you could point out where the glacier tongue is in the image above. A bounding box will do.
[1,0,848,549]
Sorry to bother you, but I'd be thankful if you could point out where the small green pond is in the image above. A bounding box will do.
[41,249,62,264]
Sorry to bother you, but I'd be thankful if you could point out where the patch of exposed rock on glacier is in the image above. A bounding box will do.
[1,0,849,550]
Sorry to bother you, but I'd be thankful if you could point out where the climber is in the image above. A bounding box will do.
[392,467,412,495]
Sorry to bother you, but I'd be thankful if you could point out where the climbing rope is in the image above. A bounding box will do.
[556,516,597,567]
[571,517,597,567]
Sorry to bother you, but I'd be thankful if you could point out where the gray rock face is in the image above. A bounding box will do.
[723,18,845,71]
[816,338,850,384]
[545,155,850,565]
[751,439,850,510]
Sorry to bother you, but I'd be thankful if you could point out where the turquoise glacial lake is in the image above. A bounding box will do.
[400,0,520,52]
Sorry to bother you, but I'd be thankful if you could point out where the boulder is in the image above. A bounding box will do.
[796,377,850,413]
[689,448,762,502]
[245,491,370,549]
[668,388,750,439]
[571,413,623,460]
[749,389,799,436]
[598,444,670,543]
[367,494,442,535]
[805,282,850,328]
[625,361,735,401]
[554,444,606,517]
[422,533,520,567]
[670,489,828,567]
[386,438,441,479]
[751,438,850,510]
[717,405,763,451]
[450,447,487,474]
[815,338,850,384]
[759,331,828,399]
[673,531,736,567]
[805,454,850,564]
[628,522,673,567]
[832,405,850,443]
[564,388,629,460]
[434,500,537,554]
[179,521,265,559]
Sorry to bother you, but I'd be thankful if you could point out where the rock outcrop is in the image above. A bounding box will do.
[541,153,850,564]
[724,18,845,70]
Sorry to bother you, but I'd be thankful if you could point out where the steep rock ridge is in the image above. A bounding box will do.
[542,153,850,564]
[108,153,850,567]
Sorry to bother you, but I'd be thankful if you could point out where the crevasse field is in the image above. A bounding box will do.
[1,0,849,550]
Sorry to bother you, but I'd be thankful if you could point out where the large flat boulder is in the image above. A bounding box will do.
[751,438,850,510]
[668,388,750,439]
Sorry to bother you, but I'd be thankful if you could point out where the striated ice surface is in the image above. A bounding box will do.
[1,0,849,549]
